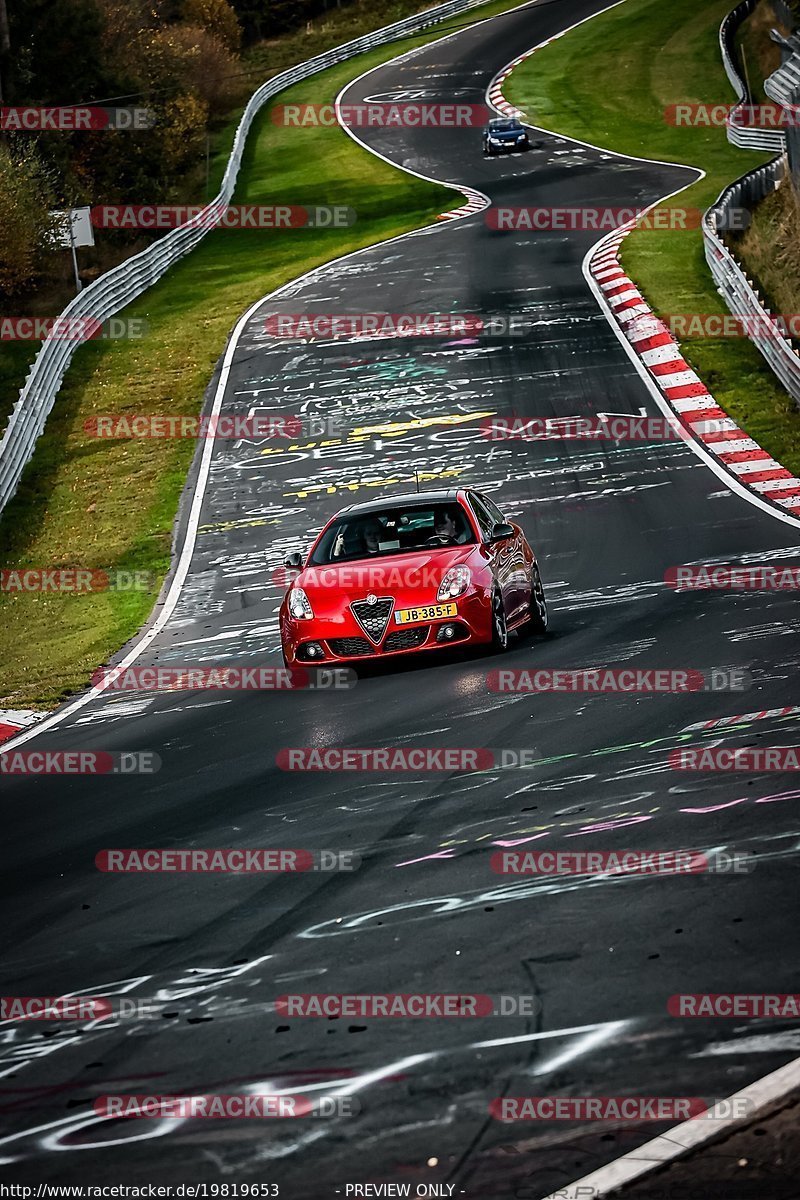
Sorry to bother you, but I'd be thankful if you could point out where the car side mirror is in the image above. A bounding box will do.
[283,551,303,569]
[489,522,515,544]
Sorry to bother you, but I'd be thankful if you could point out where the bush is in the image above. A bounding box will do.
[158,92,209,176]
[0,143,59,299]
[164,24,243,113]
[182,0,241,51]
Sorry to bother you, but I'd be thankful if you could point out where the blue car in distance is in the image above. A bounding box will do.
[482,116,529,155]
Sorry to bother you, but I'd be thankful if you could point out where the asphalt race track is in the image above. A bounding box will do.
[2,1,800,1195]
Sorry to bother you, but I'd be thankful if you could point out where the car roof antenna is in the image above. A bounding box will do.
[414,469,420,493]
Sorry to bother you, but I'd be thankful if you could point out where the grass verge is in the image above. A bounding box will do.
[0,0,523,710]
[505,0,800,478]
[732,175,800,316]
[730,3,800,341]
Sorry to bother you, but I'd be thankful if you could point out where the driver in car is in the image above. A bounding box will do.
[433,507,469,544]
[360,517,384,554]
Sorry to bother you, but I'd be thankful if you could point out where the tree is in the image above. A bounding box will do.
[166,25,242,113]
[7,0,113,105]
[0,143,59,297]
[158,92,208,176]
[182,0,240,51]
[0,0,10,105]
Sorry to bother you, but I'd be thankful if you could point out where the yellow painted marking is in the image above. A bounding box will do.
[199,517,279,534]
[353,411,495,437]
[256,411,497,456]
[284,468,463,500]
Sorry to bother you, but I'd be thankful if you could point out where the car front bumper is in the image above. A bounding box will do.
[485,139,528,151]
[281,592,492,665]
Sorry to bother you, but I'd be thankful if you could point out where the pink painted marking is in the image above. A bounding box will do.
[394,849,457,867]
[491,833,549,847]
[565,815,654,836]
[679,799,748,813]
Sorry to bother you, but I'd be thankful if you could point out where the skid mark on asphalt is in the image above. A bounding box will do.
[696,1032,800,1056]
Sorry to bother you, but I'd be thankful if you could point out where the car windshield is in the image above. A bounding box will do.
[310,503,476,564]
[489,119,520,131]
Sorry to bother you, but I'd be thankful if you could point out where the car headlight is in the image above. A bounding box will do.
[288,587,314,620]
[438,566,471,601]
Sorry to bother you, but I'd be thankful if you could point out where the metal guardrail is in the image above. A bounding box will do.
[0,0,491,516]
[719,0,786,150]
[764,26,800,183]
[700,2,800,406]
[703,157,800,403]
[773,0,798,31]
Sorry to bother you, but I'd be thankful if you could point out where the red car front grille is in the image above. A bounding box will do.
[327,625,431,657]
[328,637,372,657]
[383,626,429,652]
[350,597,394,643]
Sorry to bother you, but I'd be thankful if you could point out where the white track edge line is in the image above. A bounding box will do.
[541,1055,800,1199]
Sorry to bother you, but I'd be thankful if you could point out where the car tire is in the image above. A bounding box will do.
[527,564,548,634]
[490,587,510,653]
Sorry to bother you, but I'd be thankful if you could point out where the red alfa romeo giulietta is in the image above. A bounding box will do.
[278,488,547,666]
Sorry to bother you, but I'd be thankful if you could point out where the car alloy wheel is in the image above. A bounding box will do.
[528,565,548,633]
[490,587,509,652]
